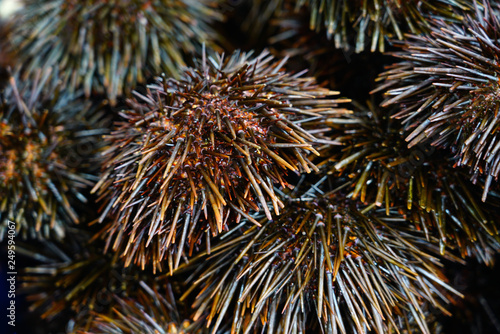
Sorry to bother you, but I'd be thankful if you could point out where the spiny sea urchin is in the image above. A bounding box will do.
[179,186,460,334]
[85,282,210,334]
[269,0,473,52]
[309,0,473,52]
[8,0,223,105]
[92,49,349,273]
[322,101,500,263]
[19,228,152,333]
[375,1,500,196]
[0,74,109,240]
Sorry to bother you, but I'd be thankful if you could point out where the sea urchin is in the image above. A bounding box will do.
[299,0,472,52]
[9,0,223,105]
[0,74,108,240]
[180,188,460,334]
[375,1,500,196]
[92,49,349,272]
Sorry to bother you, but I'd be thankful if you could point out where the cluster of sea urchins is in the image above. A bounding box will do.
[4,0,500,333]
[86,282,208,334]
[0,74,108,240]
[178,185,460,334]
[92,49,350,273]
[376,2,500,198]
[7,0,223,105]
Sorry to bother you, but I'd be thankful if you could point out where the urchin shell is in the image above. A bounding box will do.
[375,2,500,193]
[8,0,223,105]
[322,102,500,264]
[0,75,109,240]
[92,49,349,273]
[181,191,460,334]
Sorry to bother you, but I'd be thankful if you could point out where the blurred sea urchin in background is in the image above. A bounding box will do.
[240,0,474,52]
[6,0,223,105]
[0,74,109,240]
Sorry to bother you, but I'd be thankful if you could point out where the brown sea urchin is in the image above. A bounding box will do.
[180,190,460,334]
[375,1,500,198]
[92,49,349,272]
